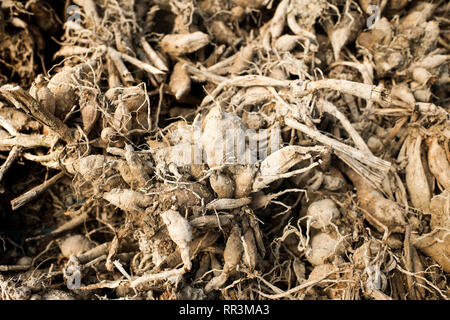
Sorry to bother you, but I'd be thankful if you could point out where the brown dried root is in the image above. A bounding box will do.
[161,209,193,271]
[340,164,406,234]
[413,190,450,273]
[103,188,151,213]
[404,134,431,213]
[205,225,243,293]
[252,146,326,191]
[426,136,450,190]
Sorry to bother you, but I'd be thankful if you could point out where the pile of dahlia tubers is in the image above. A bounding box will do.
[0,0,448,300]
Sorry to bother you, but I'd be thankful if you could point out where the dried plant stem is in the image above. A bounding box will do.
[0,115,19,136]
[53,46,94,59]
[206,53,238,73]
[11,171,65,210]
[404,226,418,300]
[108,47,164,76]
[255,270,339,299]
[319,99,372,154]
[285,117,391,188]
[366,288,393,300]
[292,79,392,108]
[77,242,110,264]
[130,267,185,288]
[205,197,252,211]
[0,146,22,183]
[140,37,169,72]
[184,64,228,84]
[80,279,126,290]
[201,75,291,106]
[107,48,135,85]
[72,0,100,26]
[189,214,234,229]
[0,86,75,143]
[26,212,88,242]
[0,134,58,151]
[0,265,30,272]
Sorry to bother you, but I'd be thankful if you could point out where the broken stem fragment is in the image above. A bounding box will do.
[11,171,66,210]
[285,117,390,188]
[0,86,75,143]
[291,79,392,108]
[0,145,22,183]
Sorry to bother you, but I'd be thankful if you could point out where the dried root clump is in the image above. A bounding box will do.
[0,0,449,301]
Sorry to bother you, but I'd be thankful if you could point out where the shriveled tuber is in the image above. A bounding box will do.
[161,209,193,271]
[306,232,344,266]
[341,164,406,233]
[413,190,450,272]
[161,32,210,57]
[169,61,191,101]
[307,199,340,231]
[59,235,93,259]
[103,189,151,213]
[426,136,450,190]
[405,135,431,212]
[209,171,235,199]
[205,225,243,292]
